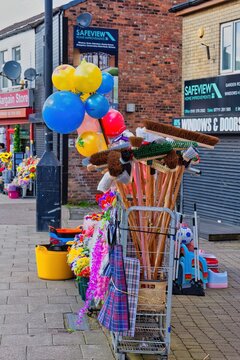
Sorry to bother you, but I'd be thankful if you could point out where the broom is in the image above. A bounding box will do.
[143,120,219,148]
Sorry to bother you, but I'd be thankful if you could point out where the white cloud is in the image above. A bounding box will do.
[0,0,70,30]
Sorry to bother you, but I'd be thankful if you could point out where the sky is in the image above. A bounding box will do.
[0,0,71,30]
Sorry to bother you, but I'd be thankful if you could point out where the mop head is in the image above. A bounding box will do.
[133,142,172,160]
[143,121,219,147]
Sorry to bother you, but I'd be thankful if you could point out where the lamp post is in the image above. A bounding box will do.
[36,0,61,231]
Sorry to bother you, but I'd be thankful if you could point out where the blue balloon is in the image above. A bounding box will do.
[42,91,85,134]
[85,93,109,119]
[96,72,114,94]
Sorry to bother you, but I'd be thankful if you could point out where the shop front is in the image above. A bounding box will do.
[173,73,240,225]
[0,89,34,153]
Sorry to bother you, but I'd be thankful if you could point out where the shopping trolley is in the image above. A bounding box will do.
[111,206,176,360]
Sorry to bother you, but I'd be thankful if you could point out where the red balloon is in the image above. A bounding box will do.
[101,109,126,138]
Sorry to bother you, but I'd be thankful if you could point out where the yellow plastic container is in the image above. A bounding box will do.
[35,245,73,280]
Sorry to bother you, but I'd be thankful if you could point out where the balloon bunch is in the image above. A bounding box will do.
[42,59,127,158]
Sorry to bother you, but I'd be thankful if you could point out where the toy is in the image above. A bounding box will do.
[176,224,193,245]
[199,250,228,288]
[49,225,83,245]
[207,269,228,289]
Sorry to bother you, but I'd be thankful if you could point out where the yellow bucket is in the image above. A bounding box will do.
[35,245,74,280]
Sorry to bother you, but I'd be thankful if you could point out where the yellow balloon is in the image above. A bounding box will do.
[75,131,107,157]
[52,64,75,91]
[74,60,102,94]
[80,93,91,102]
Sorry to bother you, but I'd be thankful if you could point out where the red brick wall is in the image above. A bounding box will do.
[65,0,182,203]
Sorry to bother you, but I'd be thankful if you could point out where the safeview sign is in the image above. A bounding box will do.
[184,73,240,115]
[74,26,118,55]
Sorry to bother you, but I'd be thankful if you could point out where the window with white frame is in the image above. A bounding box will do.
[0,50,9,89]
[12,46,21,62]
[221,20,240,73]
[12,46,21,84]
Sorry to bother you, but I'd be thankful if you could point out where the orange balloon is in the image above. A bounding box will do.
[77,114,101,135]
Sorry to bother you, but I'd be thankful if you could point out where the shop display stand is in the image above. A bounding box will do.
[111,205,176,360]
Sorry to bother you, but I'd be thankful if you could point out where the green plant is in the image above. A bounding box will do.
[66,200,97,208]
[13,125,21,152]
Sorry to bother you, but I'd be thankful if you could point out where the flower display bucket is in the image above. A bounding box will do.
[8,190,19,199]
[77,277,89,301]
[35,244,73,280]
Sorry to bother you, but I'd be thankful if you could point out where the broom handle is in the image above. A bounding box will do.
[153,166,184,278]
[153,172,175,279]
[134,162,151,279]
[155,172,165,207]
[149,171,167,258]
[148,171,172,254]
[116,182,142,261]
[131,179,140,227]
[156,172,172,212]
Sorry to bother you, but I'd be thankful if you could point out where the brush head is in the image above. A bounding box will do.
[90,150,110,166]
[171,140,198,150]
[107,151,124,177]
[129,136,144,148]
[163,150,179,169]
[133,142,172,160]
[144,120,219,147]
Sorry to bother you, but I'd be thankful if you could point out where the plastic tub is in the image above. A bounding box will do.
[35,244,73,280]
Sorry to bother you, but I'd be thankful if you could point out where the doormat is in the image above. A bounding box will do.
[64,313,90,331]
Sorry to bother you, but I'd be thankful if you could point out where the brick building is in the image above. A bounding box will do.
[0,0,182,203]
[62,0,183,202]
[170,0,240,226]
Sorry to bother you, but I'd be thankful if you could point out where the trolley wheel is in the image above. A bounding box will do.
[117,353,126,360]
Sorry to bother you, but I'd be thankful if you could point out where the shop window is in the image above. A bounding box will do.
[80,52,110,70]
[12,46,21,83]
[221,20,240,73]
[0,50,9,89]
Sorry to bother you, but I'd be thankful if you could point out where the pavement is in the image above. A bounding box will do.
[1,193,240,360]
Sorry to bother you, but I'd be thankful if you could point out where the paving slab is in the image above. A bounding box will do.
[1,194,240,360]
[27,345,83,360]
[0,346,27,360]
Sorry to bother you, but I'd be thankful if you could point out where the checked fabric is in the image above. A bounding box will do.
[98,244,130,332]
[121,257,140,337]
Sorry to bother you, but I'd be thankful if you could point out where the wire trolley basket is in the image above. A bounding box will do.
[111,206,176,360]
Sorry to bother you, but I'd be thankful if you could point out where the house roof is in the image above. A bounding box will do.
[0,9,59,40]
[169,0,208,13]
[169,0,230,14]
[0,0,87,40]
[60,0,87,10]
